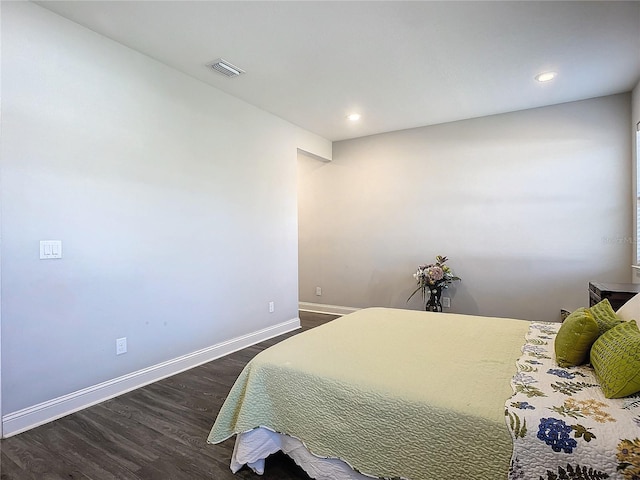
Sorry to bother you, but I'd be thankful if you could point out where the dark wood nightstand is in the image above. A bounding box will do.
[589,281,640,310]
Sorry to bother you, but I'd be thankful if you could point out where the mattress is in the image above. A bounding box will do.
[208,307,530,479]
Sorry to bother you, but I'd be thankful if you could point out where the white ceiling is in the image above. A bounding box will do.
[36,1,640,142]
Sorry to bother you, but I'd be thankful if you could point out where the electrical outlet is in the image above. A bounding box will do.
[316,286,322,296]
[116,337,127,355]
[268,301,275,313]
[442,297,451,308]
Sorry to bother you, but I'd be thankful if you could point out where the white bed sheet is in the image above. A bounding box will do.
[232,427,375,480]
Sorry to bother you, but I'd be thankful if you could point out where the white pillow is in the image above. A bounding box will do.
[616,292,640,326]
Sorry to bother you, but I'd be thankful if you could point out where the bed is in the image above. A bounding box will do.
[208,304,640,480]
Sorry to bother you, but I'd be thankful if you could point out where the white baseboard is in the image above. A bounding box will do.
[2,317,300,438]
[298,302,360,316]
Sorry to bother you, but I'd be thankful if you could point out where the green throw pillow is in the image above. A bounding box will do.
[591,320,640,399]
[554,307,600,367]
[590,299,623,335]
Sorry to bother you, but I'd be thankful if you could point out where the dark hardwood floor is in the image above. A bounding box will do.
[0,311,339,480]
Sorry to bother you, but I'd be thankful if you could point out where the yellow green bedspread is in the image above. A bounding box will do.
[208,307,530,479]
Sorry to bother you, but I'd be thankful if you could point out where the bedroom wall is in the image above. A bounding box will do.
[632,80,640,280]
[1,2,329,421]
[299,94,632,321]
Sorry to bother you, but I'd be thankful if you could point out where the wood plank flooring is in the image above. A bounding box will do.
[0,311,339,480]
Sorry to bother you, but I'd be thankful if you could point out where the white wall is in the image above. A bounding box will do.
[0,0,4,439]
[299,95,632,321]
[1,1,329,422]
[633,80,640,135]
[632,80,640,277]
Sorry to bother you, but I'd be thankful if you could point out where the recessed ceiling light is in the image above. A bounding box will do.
[535,71,557,82]
[347,113,361,121]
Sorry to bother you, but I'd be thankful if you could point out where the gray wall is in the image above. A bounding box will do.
[299,95,633,321]
[1,2,328,415]
[633,80,640,275]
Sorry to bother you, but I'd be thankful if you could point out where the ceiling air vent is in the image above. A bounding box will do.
[207,58,245,78]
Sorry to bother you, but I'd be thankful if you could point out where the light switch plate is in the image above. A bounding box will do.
[40,240,62,259]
